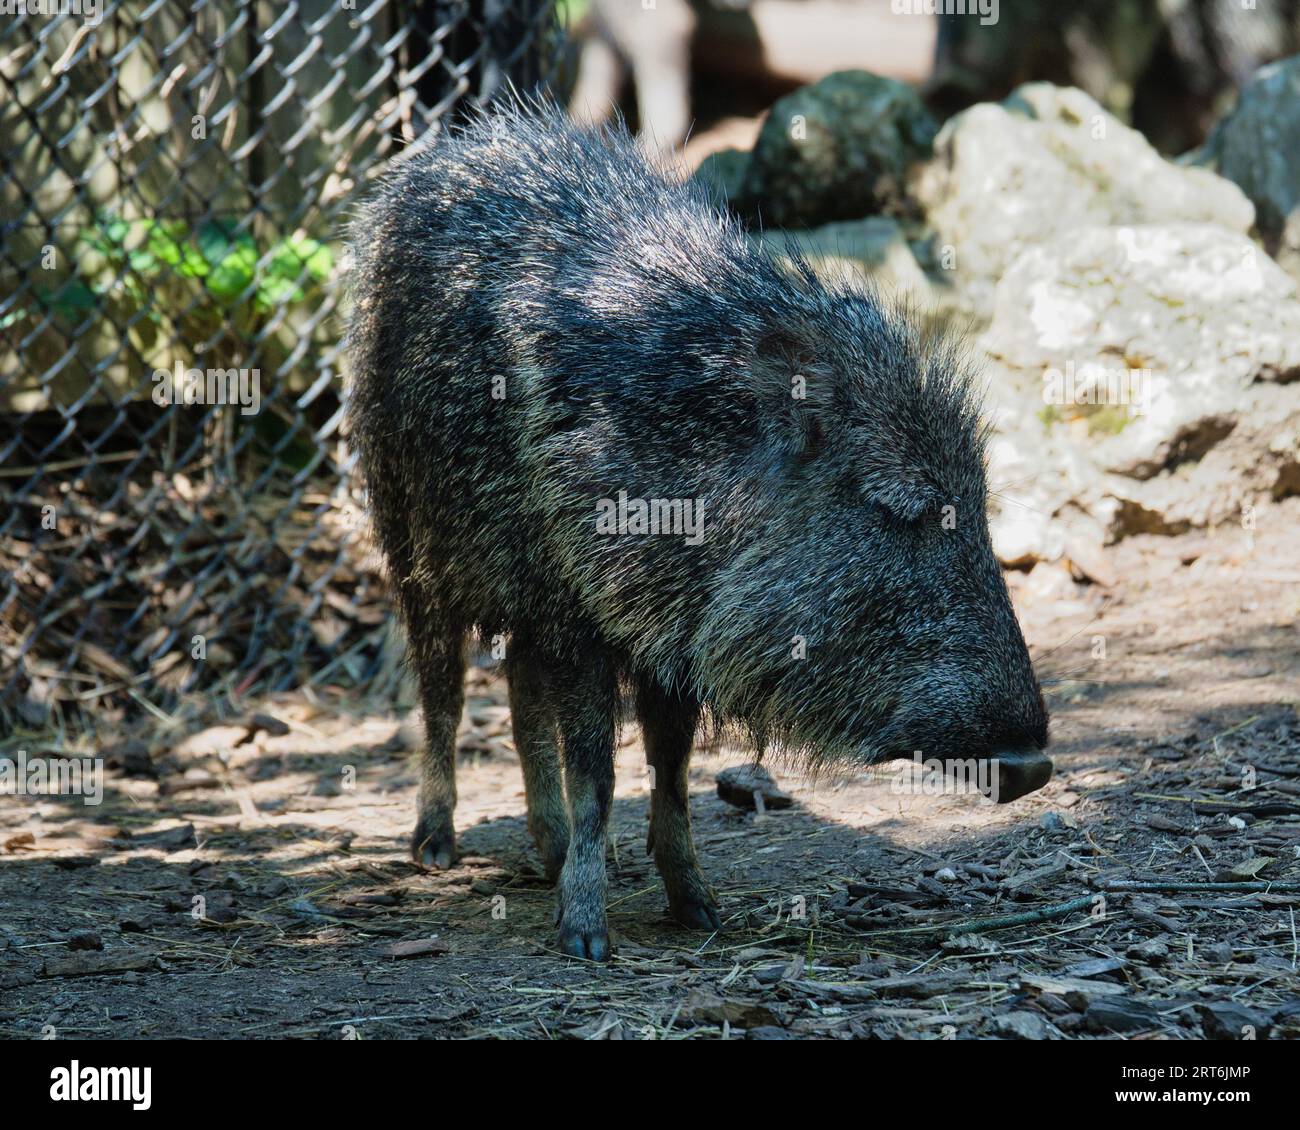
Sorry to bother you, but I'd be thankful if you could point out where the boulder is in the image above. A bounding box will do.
[919,84,1255,318]
[736,70,937,229]
[981,223,1300,558]
[692,147,749,205]
[1198,55,1300,282]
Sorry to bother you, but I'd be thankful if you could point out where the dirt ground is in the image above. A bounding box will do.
[2,502,1298,1040]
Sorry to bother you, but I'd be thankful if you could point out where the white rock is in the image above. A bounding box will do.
[920,84,1255,318]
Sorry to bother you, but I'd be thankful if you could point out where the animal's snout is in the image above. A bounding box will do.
[982,747,1053,804]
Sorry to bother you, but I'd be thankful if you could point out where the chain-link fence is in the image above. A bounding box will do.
[0,0,561,735]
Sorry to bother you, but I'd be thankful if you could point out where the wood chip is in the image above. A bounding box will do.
[678,989,781,1028]
[120,823,196,852]
[1083,998,1162,1034]
[1058,956,1125,979]
[246,712,290,737]
[42,950,158,978]
[384,937,451,959]
[1020,974,1127,999]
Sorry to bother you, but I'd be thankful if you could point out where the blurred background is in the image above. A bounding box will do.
[2,0,1298,740]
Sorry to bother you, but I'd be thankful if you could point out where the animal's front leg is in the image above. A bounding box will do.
[553,654,618,961]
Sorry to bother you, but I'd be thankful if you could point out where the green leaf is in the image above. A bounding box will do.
[127,248,158,274]
[101,215,129,245]
[122,220,208,278]
[206,250,257,301]
[40,279,98,315]
[268,234,332,283]
[197,219,257,269]
[177,244,210,277]
[255,275,305,310]
[78,212,130,255]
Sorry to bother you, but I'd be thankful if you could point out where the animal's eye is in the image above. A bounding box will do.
[865,483,930,525]
[864,497,918,531]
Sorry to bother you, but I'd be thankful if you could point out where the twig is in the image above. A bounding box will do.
[1098,880,1300,893]
[1135,792,1300,818]
[849,895,1096,937]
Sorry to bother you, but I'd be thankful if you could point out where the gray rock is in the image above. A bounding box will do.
[980,223,1300,559]
[737,70,936,229]
[1083,997,1162,1033]
[716,763,793,811]
[919,84,1255,318]
[1197,1001,1271,1041]
[692,147,749,206]
[1199,56,1300,281]
[991,1010,1060,1040]
[1127,937,1170,964]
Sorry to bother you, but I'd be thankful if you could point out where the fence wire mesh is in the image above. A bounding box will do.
[0,0,560,734]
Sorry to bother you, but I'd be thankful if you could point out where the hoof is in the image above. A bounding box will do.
[558,922,611,962]
[411,817,456,870]
[669,895,722,932]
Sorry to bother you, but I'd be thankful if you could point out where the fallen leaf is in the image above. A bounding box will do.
[384,937,451,959]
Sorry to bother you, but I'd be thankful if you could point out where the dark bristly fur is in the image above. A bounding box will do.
[346,99,1049,960]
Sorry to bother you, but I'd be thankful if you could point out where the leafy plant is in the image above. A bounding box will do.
[13,214,338,471]
[72,214,332,314]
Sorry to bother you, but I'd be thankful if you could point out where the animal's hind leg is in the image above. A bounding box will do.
[638,675,720,931]
[405,610,466,869]
[505,640,570,881]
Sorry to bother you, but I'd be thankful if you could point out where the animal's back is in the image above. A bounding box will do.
[346,102,770,640]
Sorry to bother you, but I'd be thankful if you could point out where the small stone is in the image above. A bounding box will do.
[1197,1002,1270,1041]
[716,764,793,811]
[1083,998,1161,1034]
[992,1010,1058,1040]
[1127,937,1170,965]
[246,712,290,737]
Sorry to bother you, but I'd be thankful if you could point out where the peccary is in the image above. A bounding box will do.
[346,101,1051,961]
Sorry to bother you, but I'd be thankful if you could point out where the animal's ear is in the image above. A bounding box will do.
[751,324,838,458]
